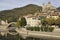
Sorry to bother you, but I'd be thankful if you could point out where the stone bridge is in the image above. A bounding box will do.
[0,22,60,40]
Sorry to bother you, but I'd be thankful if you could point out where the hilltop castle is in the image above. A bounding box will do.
[42,2,56,12]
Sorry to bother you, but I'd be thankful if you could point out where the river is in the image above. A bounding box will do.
[0,33,58,40]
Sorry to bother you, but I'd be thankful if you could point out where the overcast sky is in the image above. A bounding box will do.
[0,0,60,11]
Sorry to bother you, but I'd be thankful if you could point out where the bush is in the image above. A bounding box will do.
[48,27,54,32]
[44,26,49,32]
[26,27,34,31]
[34,27,40,31]
[41,26,54,32]
[26,27,40,31]
[40,26,44,31]
[30,27,34,31]
[26,26,54,32]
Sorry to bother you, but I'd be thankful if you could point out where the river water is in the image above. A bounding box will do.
[0,33,58,40]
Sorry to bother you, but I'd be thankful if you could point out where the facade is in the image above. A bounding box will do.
[19,2,60,27]
[47,15,59,19]
[25,15,41,27]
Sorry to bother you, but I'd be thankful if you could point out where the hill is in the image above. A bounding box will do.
[57,7,60,11]
[0,4,42,23]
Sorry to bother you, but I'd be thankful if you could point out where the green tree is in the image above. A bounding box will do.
[41,18,47,26]
[16,21,21,27]
[46,17,55,26]
[55,17,60,28]
[20,17,27,27]
[7,17,17,23]
[48,27,54,32]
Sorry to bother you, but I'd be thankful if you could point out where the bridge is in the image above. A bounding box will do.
[0,22,60,40]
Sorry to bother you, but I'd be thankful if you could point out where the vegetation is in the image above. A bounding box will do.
[46,17,55,25]
[40,26,54,32]
[44,26,49,32]
[15,21,21,27]
[41,17,56,26]
[15,17,27,28]
[48,27,54,32]
[20,17,27,27]
[57,7,60,11]
[26,27,40,31]
[40,26,44,31]
[44,17,60,28]
[40,17,57,32]
[0,4,42,23]
[41,18,47,26]
[55,17,60,28]
[26,26,54,32]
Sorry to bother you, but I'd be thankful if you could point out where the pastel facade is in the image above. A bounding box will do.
[25,15,41,27]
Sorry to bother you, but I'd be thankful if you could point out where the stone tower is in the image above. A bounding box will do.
[42,2,56,12]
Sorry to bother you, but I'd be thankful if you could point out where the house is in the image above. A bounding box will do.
[19,2,60,27]
[47,15,59,20]
[24,14,41,27]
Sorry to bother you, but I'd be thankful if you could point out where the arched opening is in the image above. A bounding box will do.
[7,22,18,35]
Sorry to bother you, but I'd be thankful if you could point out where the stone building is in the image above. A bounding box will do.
[42,2,56,12]
[19,2,60,27]
[24,14,41,27]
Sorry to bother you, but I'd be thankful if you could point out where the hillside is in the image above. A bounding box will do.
[0,4,42,23]
[57,7,60,11]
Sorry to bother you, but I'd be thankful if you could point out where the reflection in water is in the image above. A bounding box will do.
[0,33,57,40]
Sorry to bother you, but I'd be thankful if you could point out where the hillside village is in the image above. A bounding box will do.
[0,2,60,28]
[19,2,60,28]
[1,0,60,40]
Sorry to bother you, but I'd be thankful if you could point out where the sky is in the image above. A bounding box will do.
[0,0,60,11]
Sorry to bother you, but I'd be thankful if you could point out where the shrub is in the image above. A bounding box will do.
[26,26,54,32]
[26,27,40,31]
[34,27,40,31]
[41,26,44,31]
[40,26,54,32]
[26,27,34,31]
[48,27,54,32]
[44,26,48,32]
[30,27,34,31]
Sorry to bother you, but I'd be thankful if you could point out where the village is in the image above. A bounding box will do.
[0,2,60,40]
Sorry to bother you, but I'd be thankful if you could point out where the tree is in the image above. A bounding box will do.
[55,17,60,28]
[41,18,47,26]
[20,17,27,27]
[7,17,18,23]
[48,27,54,32]
[46,17,55,26]
[16,20,21,27]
